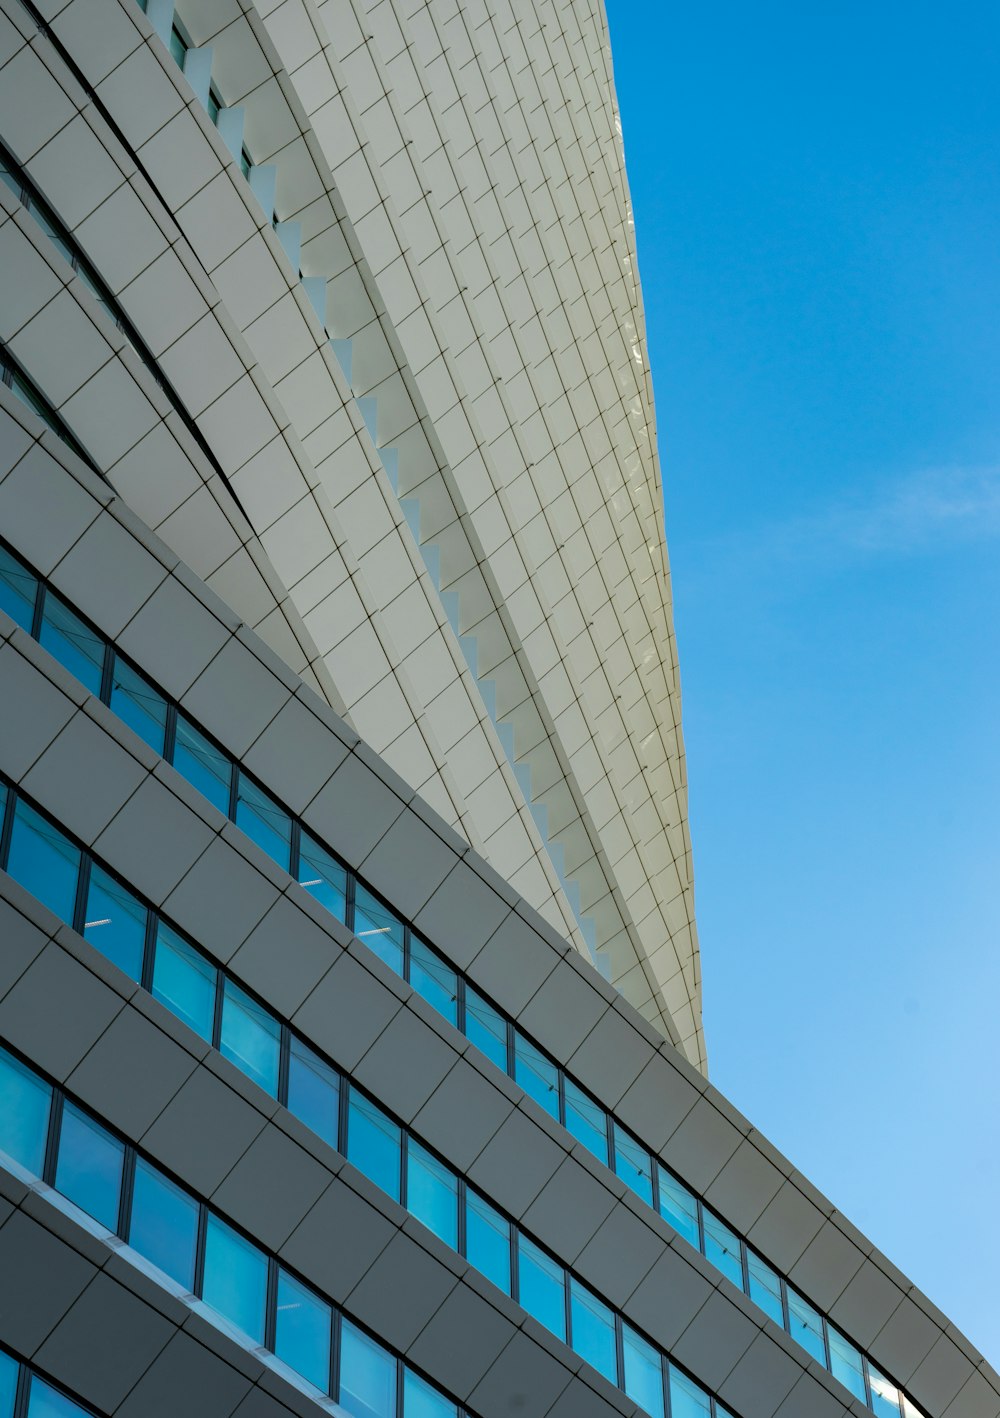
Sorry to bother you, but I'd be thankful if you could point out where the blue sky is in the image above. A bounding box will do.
[605,0,1000,1367]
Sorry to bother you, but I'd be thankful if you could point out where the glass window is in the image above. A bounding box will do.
[353,886,404,975]
[55,1103,124,1231]
[26,1379,86,1418]
[409,936,457,1027]
[0,1046,51,1176]
[828,1327,868,1405]
[406,1141,457,1249]
[38,592,104,695]
[298,832,347,923]
[84,865,146,981]
[109,657,167,755]
[564,1078,608,1164]
[287,1036,339,1150]
[402,1369,456,1418]
[235,773,291,871]
[517,1236,565,1342]
[339,1321,396,1418]
[668,1368,711,1418]
[152,922,216,1041]
[347,1089,401,1201]
[746,1249,784,1326]
[569,1278,617,1383]
[7,799,81,924]
[703,1209,744,1290]
[622,1324,664,1418]
[465,1190,510,1295]
[275,1268,331,1392]
[168,26,187,65]
[172,715,232,816]
[657,1168,700,1248]
[202,1214,268,1344]
[868,1365,902,1418]
[614,1126,653,1206]
[513,1032,559,1118]
[0,1350,16,1418]
[128,1156,199,1290]
[787,1287,826,1365]
[0,543,37,629]
[465,988,507,1072]
[220,979,280,1096]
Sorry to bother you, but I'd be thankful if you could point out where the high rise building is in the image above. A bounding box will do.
[0,1,990,1417]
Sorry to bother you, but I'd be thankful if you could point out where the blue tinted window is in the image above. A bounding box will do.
[129,1156,199,1290]
[669,1368,711,1418]
[465,988,507,1071]
[564,1078,608,1164]
[622,1325,664,1418]
[703,1210,744,1290]
[514,1032,558,1118]
[152,922,216,1040]
[39,592,103,695]
[657,1168,700,1248]
[409,936,457,1027]
[0,1350,16,1418]
[235,773,291,870]
[570,1278,617,1382]
[0,544,37,629]
[353,886,404,975]
[406,1141,457,1249]
[109,657,167,755]
[746,1249,784,1326]
[7,799,81,923]
[869,1365,902,1418]
[55,1103,124,1231]
[466,1190,510,1295]
[339,1321,396,1418]
[787,1287,826,1365]
[0,1047,51,1175]
[275,1268,331,1392]
[84,865,146,981]
[403,1369,456,1418]
[298,832,347,923]
[517,1236,565,1342]
[203,1214,268,1344]
[347,1089,401,1201]
[26,1379,86,1418]
[614,1126,653,1206]
[287,1036,339,1149]
[220,979,280,1096]
[828,1328,867,1404]
[173,716,231,816]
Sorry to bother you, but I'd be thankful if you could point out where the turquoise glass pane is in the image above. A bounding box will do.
[347,1088,401,1201]
[614,1126,653,1206]
[703,1209,744,1289]
[465,1189,510,1295]
[517,1236,565,1342]
[353,886,404,975]
[129,1156,199,1290]
[84,864,146,981]
[168,26,186,64]
[569,1278,617,1382]
[202,1214,268,1344]
[406,1140,458,1249]
[787,1287,826,1365]
[657,1168,700,1248]
[403,1368,456,1418]
[172,715,231,816]
[339,1321,396,1418]
[0,1046,51,1175]
[747,1249,784,1326]
[564,1078,608,1164]
[287,1036,339,1149]
[0,543,37,629]
[869,1365,902,1418]
[622,1324,664,1418]
[7,799,81,923]
[109,657,167,755]
[669,1368,711,1418]
[0,1350,16,1418]
[55,1103,124,1231]
[298,831,347,922]
[39,593,103,695]
[235,773,291,870]
[220,978,280,1096]
[465,988,507,1072]
[26,1379,86,1418]
[152,922,216,1040]
[828,1327,867,1404]
[409,936,457,1027]
[514,1032,559,1118]
[275,1268,331,1392]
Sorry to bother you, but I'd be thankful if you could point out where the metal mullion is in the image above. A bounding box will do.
[779,1274,791,1337]
[395,1356,404,1418]
[140,906,158,994]
[288,816,301,882]
[695,1195,706,1256]
[277,1023,291,1108]
[330,1307,342,1405]
[556,1066,566,1128]
[163,701,178,766]
[227,759,239,825]
[72,852,92,936]
[42,1089,64,1187]
[193,1201,209,1298]
[210,964,226,1053]
[98,638,114,706]
[739,1237,750,1297]
[402,922,411,985]
[862,1354,875,1412]
[118,1143,137,1242]
[456,1176,467,1259]
[399,1130,409,1210]
[0,777,15,870]
[345,871,356,934]
[504,1018,515,1079]
[613,1311,625,1391]
[819,1313,832,1373]
[662,1356,672,1418]
[509,1213,519,1303]
[456,972,466,1035]
[29,581,45,641]
[338,1075,351,1158]
[12,1361,30,1418]
[264,1255,279,1352]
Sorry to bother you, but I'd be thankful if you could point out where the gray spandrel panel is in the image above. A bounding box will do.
[163,837,283,966]
[347,1227,460,1353]
[573,1202,662,1310]
[118,574,232,700]
[242,694,351,815]
[279,1174,397,1305]
[412,859,513,972]
[302,750,407,867]
[466,1107,566,1220]
[0,941,124,1082]
[468,1329,572,1418]
[467,910,559,1017]
[614,1054,698,1156]
[788,1220,866,1315]
[291,951,402,1073]
[406,1282,518,1401]
[747,1178,828,1275]
[95,775,217,906]
[140,1067,267,1196]
[0,1208,97,1357]
[773,1372,854,1418]
[720,1330,804,1418]
[0,890,51,1002]
[183,638,292,759]
[517,955,611,1062]
[660,1095,745,1196]
[0,441,99,576]
[521,1156,617,1266]
[0,641,78,781]
[353,1002,457,1125]
[21,711,147,846]
[623,1246,715,1351]
[829,1260,906,1351]
[66,1002,196,1137]
[566,1010,652,1110]
[672,1288,760,1392]
[115,1330,254,1418]
[51,509,167,637]
[703,1139,786,1239]
[228,896,337,1020]
[411,1058,513,1172]
[909,1334,975,1417]
[361,812,458,921]
[211,1125,331,1253]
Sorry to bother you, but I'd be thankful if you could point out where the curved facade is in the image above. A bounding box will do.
[0,3,992,1418]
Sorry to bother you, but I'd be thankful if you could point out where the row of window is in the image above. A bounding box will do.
[0,1349,93,1418]
[0,775,735,1418]
[0,1046,468,1418]
[0,539,923,1418]
[0,344,92,470]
